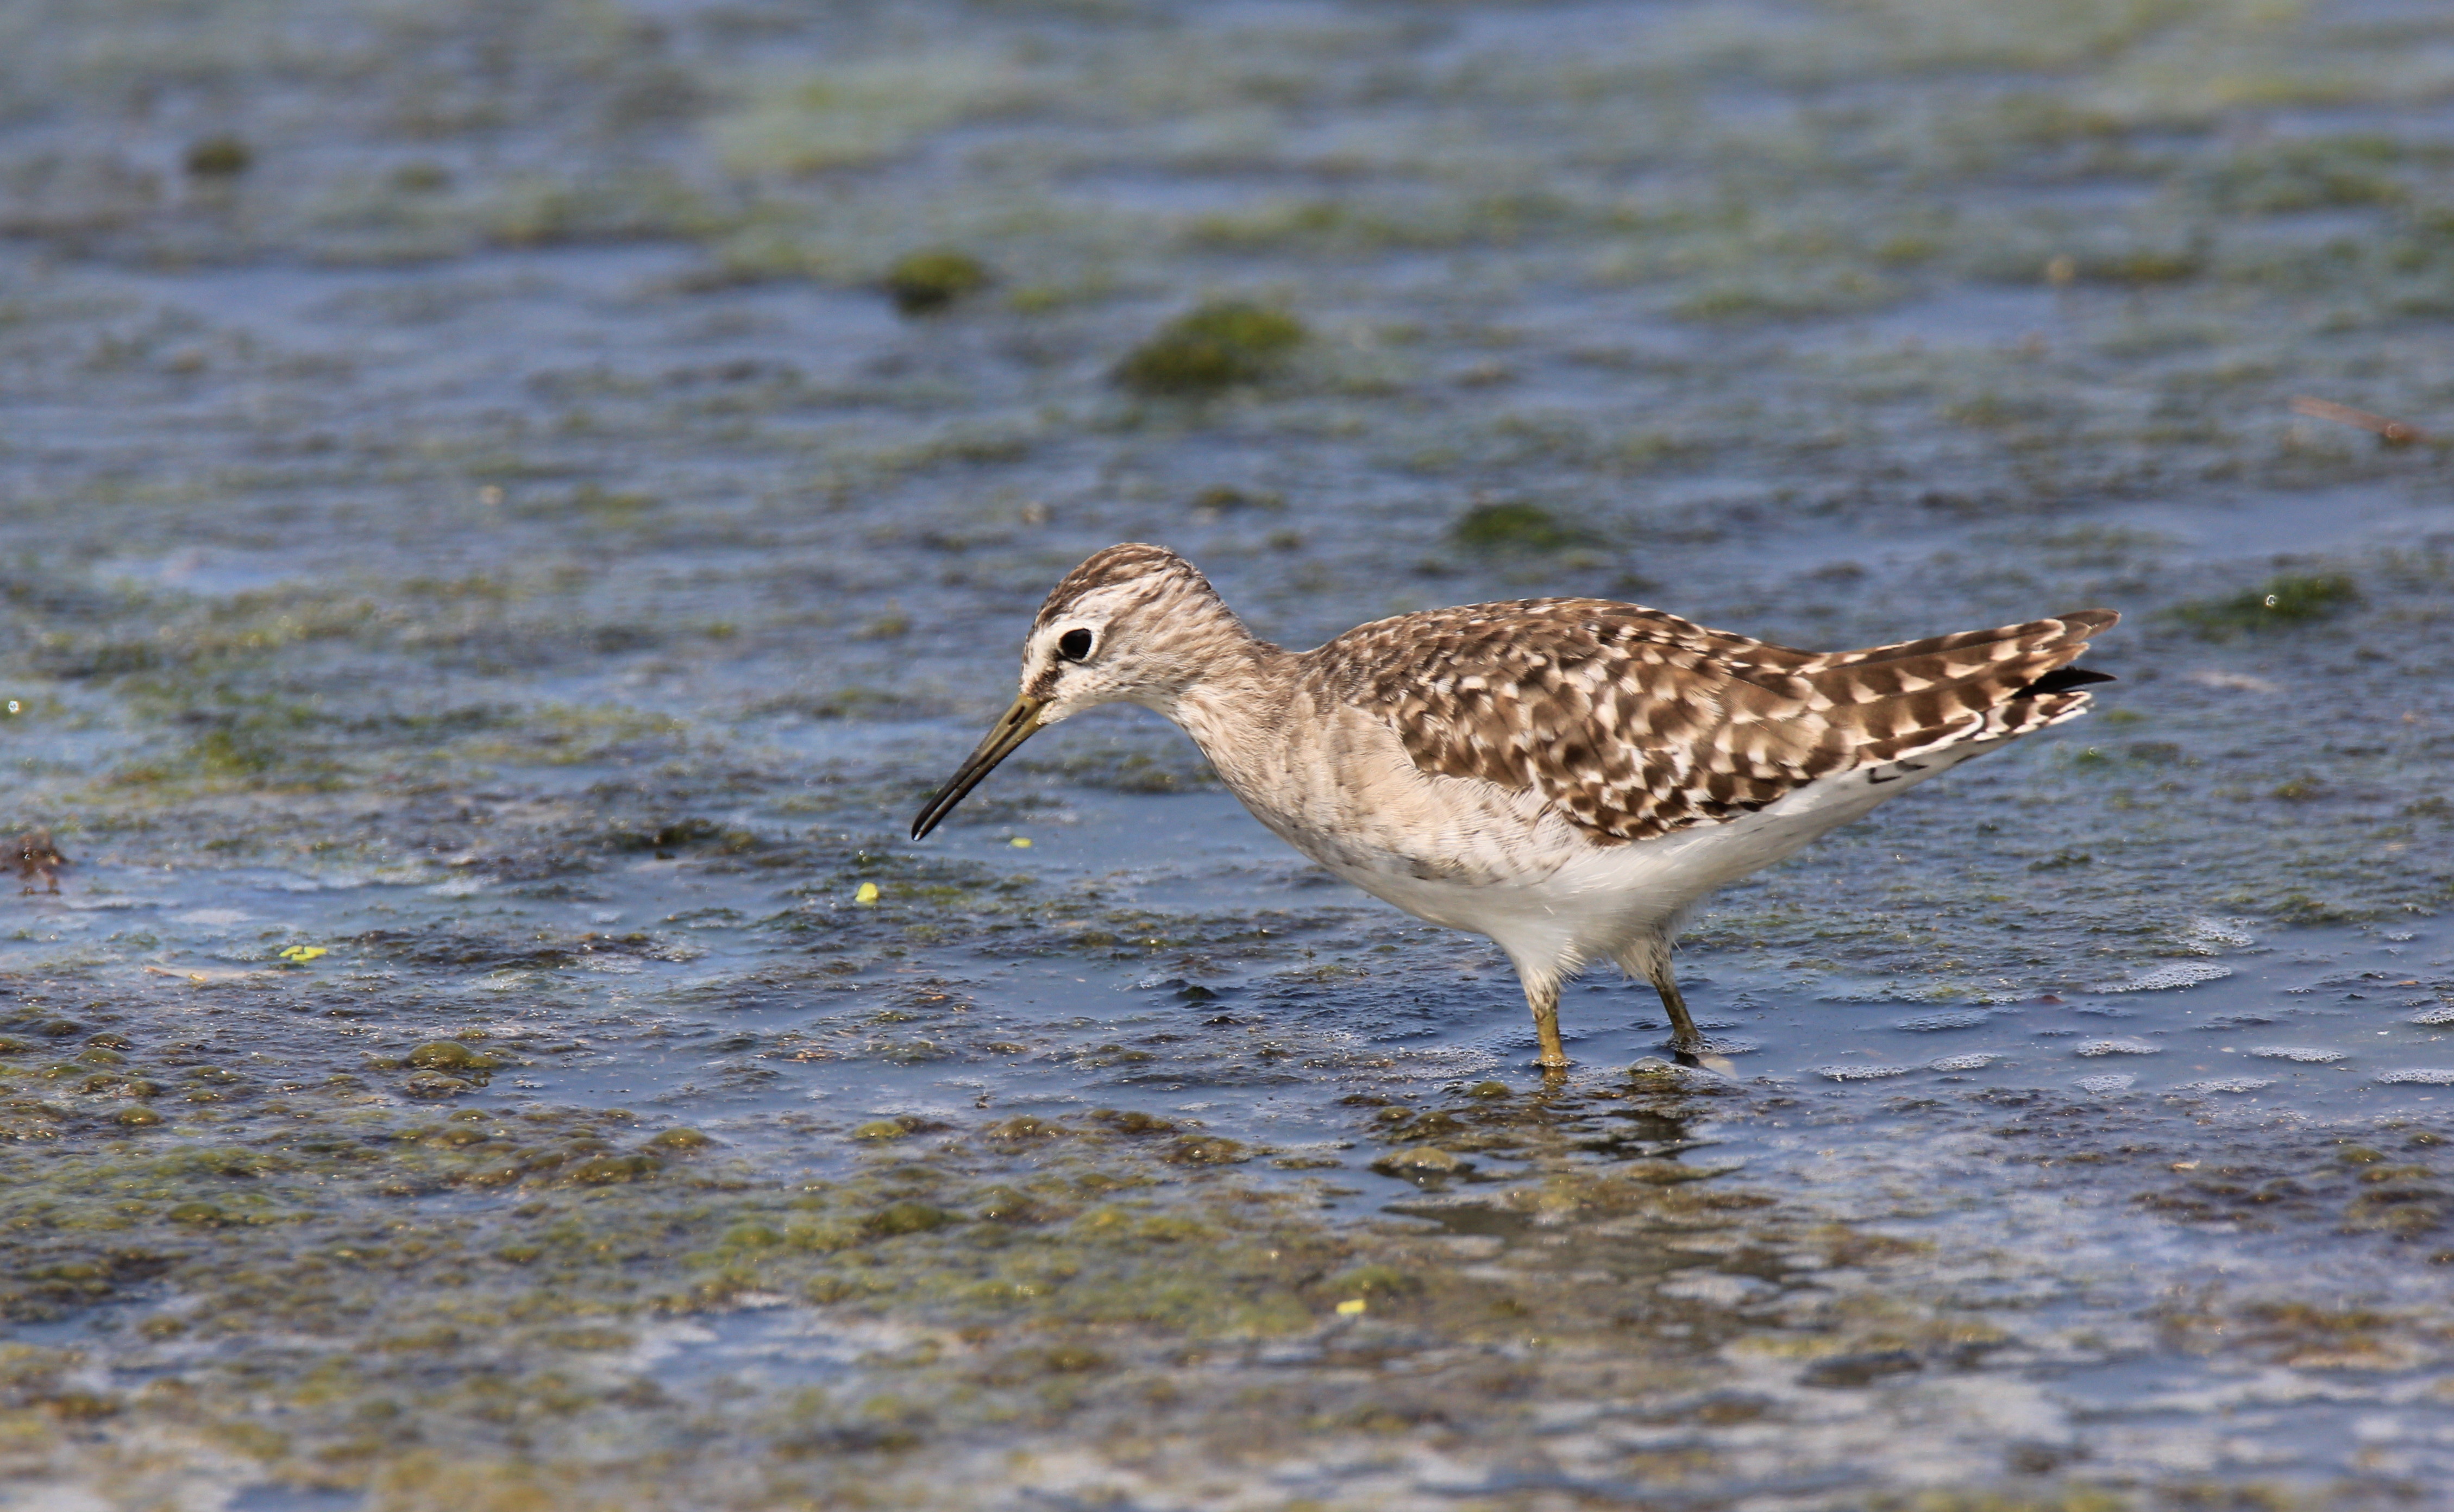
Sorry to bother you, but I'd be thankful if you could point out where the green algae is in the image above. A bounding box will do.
[1449,500,1597,553]
[183,135,253,179]
[404,1042,500,1073]
[864,1200,955,1236]
[1158,1135,1247,1166]
[3,1049,2447,1505]
[2168,573,2363,637]
[14,1088,1527,1469]
[2201,135,2421,215]
[1113,301,1307,397]
[882,249,992,316]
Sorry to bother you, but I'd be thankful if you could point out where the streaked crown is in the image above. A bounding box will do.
[1021,543,1261,719]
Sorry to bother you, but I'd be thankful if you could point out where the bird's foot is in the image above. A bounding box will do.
[1649,1030,1737,1077]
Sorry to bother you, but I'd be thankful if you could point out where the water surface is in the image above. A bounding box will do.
[3,1,2453,1507]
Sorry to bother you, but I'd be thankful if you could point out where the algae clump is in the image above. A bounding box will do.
[865,1201,955,1236]
[1451,500,1595,552]
[2169,572,2359,637]
[1114,300,1307,396]
[883,249,991,314]
[184,134,252,178]
[564,1154,660,1185]
[1162,1135,1249,1166]
[406,1041,501,1071]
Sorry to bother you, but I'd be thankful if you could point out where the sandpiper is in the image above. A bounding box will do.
[913,544,2114,1069]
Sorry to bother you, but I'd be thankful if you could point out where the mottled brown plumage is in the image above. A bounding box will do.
[915,544,2118,1070]
[1319,598,2114,843]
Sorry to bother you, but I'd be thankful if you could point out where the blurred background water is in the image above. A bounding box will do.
[3,1,2453,1508]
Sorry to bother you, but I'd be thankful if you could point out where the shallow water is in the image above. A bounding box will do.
[4,0,2454,1508]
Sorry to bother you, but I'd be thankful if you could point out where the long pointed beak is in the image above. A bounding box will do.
[911,696,1046,840]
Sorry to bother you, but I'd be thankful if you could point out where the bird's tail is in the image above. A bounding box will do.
[1799,608,2119,768]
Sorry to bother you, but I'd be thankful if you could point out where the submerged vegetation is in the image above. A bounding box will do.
[2168,572,2363,636]
[883,248,992,315]
[9,986,2445,1508]
[1112,300,1308,396]
[1450,499,1597,553]
[2,0,2453,1504]
[181,134,253,179]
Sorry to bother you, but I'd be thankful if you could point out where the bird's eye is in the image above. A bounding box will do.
[1057,628,1094,662]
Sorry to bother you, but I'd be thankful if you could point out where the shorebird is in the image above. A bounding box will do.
[913,544,2114,1070]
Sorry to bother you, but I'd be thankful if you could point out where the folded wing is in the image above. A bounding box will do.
[1320,599,2116,842]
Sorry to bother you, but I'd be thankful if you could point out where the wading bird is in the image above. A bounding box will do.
[914,545,2113,1070]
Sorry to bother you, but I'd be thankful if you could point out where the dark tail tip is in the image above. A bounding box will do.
[2022,665,2116,696]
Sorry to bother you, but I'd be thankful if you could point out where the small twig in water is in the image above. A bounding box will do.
[2289,395,2428,447]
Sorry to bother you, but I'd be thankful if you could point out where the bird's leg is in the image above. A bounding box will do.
[1527,976,1569,1074]
[1644,955,1704,1056]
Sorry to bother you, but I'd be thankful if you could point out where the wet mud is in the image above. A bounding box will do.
[3,1,2453,1508]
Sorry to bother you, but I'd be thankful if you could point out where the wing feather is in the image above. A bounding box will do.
[1314,598,2115,842]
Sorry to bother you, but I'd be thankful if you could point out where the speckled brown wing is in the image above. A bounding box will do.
[1317,599,2115,843]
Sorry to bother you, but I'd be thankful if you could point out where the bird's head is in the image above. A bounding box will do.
[911,544,1238,839]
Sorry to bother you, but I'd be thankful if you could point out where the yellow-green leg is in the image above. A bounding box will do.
[1527,976,1568,1072]
[1646,956,1703,1054]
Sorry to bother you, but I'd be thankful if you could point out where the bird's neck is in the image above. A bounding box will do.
[1147,615,1296,766]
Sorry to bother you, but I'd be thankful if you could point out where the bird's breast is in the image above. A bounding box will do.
[1172,686,1588,890]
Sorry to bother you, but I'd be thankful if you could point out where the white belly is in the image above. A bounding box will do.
[1178,682,1996,982]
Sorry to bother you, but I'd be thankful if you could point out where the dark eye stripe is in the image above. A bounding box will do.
[1058,628,1094,661]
